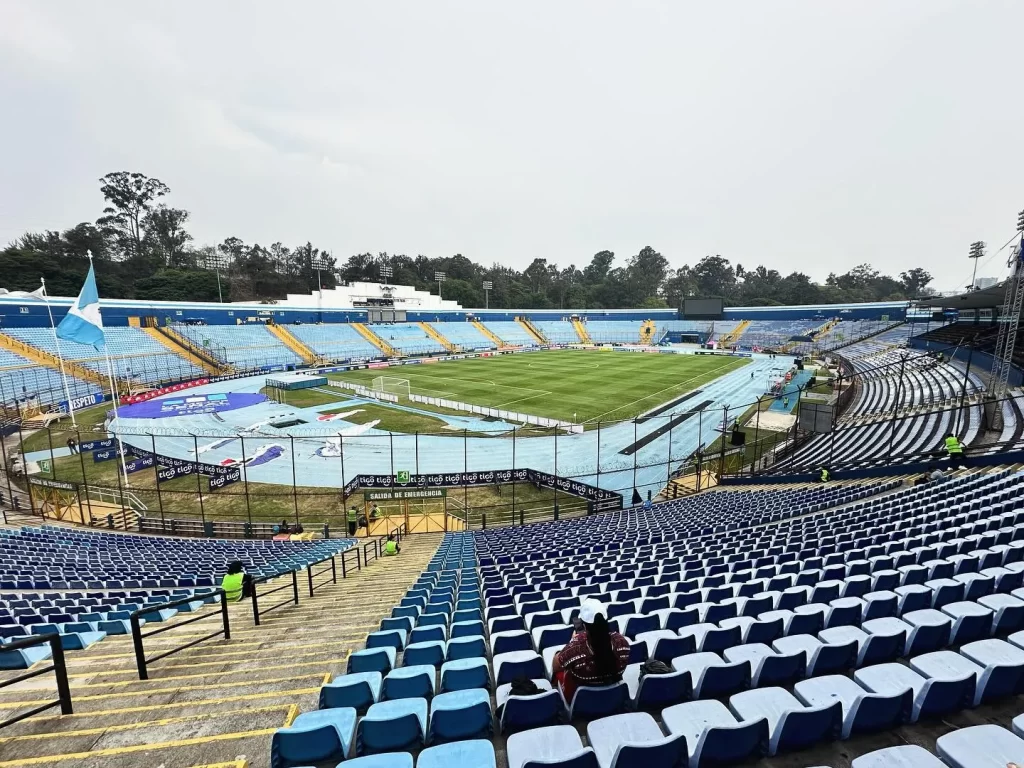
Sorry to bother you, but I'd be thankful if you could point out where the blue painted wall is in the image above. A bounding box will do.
[0,296,908,328]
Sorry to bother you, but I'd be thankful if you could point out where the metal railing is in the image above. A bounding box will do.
[251,570,300,626]
[129,590,230,680]
[306,555,338,597]
[0,634,72,728]
[363,538,379,565]
[340,547,362,577]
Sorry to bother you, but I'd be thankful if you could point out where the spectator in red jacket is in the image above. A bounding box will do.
[552,599,630,704]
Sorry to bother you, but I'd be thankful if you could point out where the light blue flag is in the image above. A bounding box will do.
[56,263,105,350]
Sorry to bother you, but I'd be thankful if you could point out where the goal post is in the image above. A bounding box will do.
[371,376,411,397]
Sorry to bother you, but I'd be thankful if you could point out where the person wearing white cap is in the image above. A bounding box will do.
[552,598,630,704]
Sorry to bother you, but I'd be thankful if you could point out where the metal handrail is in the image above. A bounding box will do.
[0,634,72,728]
[306,555,337,597]
[340,547,362,577]
[251,570,299,626]
[129,589,230,680]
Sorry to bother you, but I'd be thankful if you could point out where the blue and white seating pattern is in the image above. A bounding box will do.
[0,525,354,590]
[480,323,538,347]
[585,322,643,344]
[368,324,444,356]
[0,587,217,667]
[0,346,98,408]
[428,323,496,351]
[268,466,1024,767]
[533,322,580,344]
[173,324,302,369]
[6,327,204,385]
[288,324,382,361]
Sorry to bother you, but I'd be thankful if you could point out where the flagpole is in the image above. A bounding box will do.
[102,344,131,486]
[86,251,132,487]
[41,278,77,427]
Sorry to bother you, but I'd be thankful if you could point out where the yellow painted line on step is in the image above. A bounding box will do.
[0,705,292,744]
[283,703,299,727]
[322,672,332,686]
[0,728,278,767]
[65,659,347,687]
[76,637,366,662]
[188,762,248,768]
[0,674,325,708]
[20,688,321,721]
[68,651,359,677]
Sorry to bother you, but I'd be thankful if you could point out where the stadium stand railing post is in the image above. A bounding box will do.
[0,634,72,727]
[340,547,361,578]
[129,588,231,680]
[306,554,338,597]
[363,538,379,565]
[251,571,300,626]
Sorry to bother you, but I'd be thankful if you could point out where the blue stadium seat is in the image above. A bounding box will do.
[356,698,428,755]
[497,679,564,734]
[728,686,841,756]
[319,672,382,713]
[794,674,910,738]
[418,740,496,768]
[427,689,493,744]
[506,725,599,768]
[661,699,767,768]
[271,708,356,768]
[585,712,687,768]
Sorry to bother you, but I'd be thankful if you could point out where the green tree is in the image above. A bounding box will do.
[96,172,170,261]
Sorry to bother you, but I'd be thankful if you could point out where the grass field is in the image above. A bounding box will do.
[327,349,747,424]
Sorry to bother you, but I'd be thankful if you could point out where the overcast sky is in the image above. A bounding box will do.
[1,1,1022,293]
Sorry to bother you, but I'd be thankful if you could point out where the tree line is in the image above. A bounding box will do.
[0,171,934,309]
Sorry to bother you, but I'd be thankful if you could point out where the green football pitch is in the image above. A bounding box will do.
[326,349,747,424]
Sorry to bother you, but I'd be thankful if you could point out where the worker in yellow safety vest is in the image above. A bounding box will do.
[221,561,247,602]
[818,467,829,483]
[383,533,401,556]
[347,507,359,537]
[944,433,963,458]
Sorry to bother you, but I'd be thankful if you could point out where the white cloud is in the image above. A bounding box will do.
[1,0,1022,291]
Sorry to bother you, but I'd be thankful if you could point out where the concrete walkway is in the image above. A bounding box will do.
[0,532,442,768]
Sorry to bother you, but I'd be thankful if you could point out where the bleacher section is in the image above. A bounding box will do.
[271,467,1024,767]
[0,525,353,590]
[656,320,741,344]
[174,323,303,369]
[532,321,578,344]
[585,321,643,344]
[5,327,203,386]
[370,323,445,355]
[0,347,97,408]
[737,320,819,349]
[778,330,987,470]
[289,323,382,362]
[482,322,539,347]
[429,322,497,351]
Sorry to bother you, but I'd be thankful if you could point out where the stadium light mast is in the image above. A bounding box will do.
[380,262,393,285]
[435,271,446,299]
[968,241,986,291]
[483,280,492,309]
[205,252,226,303]
[312,256,330,323]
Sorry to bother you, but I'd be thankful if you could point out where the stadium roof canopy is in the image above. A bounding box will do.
[919,282,1007,310]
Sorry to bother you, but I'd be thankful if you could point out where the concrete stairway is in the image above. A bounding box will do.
[0,533,442,768]
[517,318,547,344]
[472,321,505,347]
[266,324,319,366]
[418,322,458,353]
[147,327,228,376]
[350,323,398,357]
